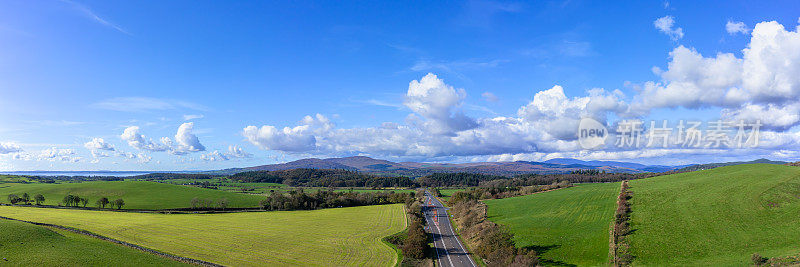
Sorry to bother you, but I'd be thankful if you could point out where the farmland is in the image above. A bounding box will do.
[0,204,406,266]
[484,182,620,266]
[628,164,800,265]
[0,180,264,210]
[0,218,187,266]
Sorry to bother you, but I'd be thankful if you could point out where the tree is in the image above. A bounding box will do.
[190,197,200,209]
[34,194,45,205]
[7,194,21,204]
[113,198,124,210]
[217,198,229,210]
[96,197,109,208]
[21,193,30,204]
[80,197,89,207]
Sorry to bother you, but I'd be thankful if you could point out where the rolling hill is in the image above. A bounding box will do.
[628,164,800,265]
[0,204,406,266]
[209,156,686,176]
[0,180,264,210]
[0,218,187,266]
[484,182,621,266]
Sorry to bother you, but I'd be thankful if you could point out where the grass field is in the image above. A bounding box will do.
[484,182,620,266]
[628,164,800,265]
[0,204,406,266]
[0,180,264,210]
[0,218,187,266]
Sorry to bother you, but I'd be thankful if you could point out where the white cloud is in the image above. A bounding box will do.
[171,122,206,154]
[92,97,206,112]
[59,0,130,35]
[404,73,477,135]
[183,114,204,120]
[654,15,684,41]
[481,92,499,102]
[84,137,115,151]
[634,21,800,130]
[38,147,80,162]
[0,142,22,154]
[227,145,252,158]
[121,123,205,155]
[726,20,750,35]
[121,126,169,152]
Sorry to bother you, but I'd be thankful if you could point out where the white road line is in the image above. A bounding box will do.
[429,192,477,267]
[427,194,453,267]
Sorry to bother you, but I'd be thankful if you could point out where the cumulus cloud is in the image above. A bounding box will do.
[121,126,169,152]
[38,147,81,162]
[726,20,750,35]
[237,20,800,162]
[654,15,684,41]
[121,123,205,155]
[84,137,115,151]
[634,21,800,129]
[242,74,630,158]
[0,142,22,154]
[171,122,206,154]
[404,73,477,135]
[519,85,628,140]
[201,145,252,162]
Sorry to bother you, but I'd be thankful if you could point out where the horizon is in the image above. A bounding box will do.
[2,0,800,171]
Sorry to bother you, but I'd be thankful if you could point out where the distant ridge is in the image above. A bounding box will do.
[676,158,789,172]
[207,156,692,176]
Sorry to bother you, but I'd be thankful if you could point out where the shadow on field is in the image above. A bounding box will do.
[521,245,577,267]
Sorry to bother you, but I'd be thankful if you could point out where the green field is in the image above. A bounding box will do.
[0,180,264,210]
[0,218,186,266]
[0,204,406,266]
[628,164,800,265]
[484,182,620,266]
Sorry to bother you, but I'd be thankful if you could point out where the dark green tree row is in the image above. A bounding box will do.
[258,189,414,211]
[416,172,506,187]
[230,168,417,188]
[6,193,45,205]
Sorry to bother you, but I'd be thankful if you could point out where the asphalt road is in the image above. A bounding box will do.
[423,190,477,267]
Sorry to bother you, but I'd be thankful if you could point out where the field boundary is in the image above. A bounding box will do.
[0,215,223,267]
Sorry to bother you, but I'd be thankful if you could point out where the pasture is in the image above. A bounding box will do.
[0,204,406,266]
[0,180,264,209]
[484,182,620,266]
[628,164,800,265]
[0,218,186,266]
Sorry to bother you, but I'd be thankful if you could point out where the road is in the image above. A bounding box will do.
[423,190,477,267]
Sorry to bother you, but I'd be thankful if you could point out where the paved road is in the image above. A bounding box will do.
[423,190,477,267]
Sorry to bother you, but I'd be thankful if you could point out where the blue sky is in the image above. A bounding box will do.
[1,0,799,171]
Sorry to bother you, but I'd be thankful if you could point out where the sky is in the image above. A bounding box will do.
[1,0,800,171]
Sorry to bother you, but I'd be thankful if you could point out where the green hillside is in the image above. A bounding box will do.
[0,204,406,266]
[0,180,263,210]
[629,164,800,265]
[484,182,620,266]
[0,219,187,266]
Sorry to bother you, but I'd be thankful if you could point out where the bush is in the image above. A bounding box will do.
[752,253,768,265]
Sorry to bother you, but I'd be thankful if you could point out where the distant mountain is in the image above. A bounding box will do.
[677,158,789,172]
[208,156,692,177]
[544,158,688,173]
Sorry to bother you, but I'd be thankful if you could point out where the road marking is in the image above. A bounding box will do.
[427,191,477,267]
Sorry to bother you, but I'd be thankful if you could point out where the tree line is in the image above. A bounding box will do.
[258,189,414,211]
[611,181,633,266]
[6,193,45,205]
[230,168,417,188]
[417,170,680,188]
[384,189,431,265]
